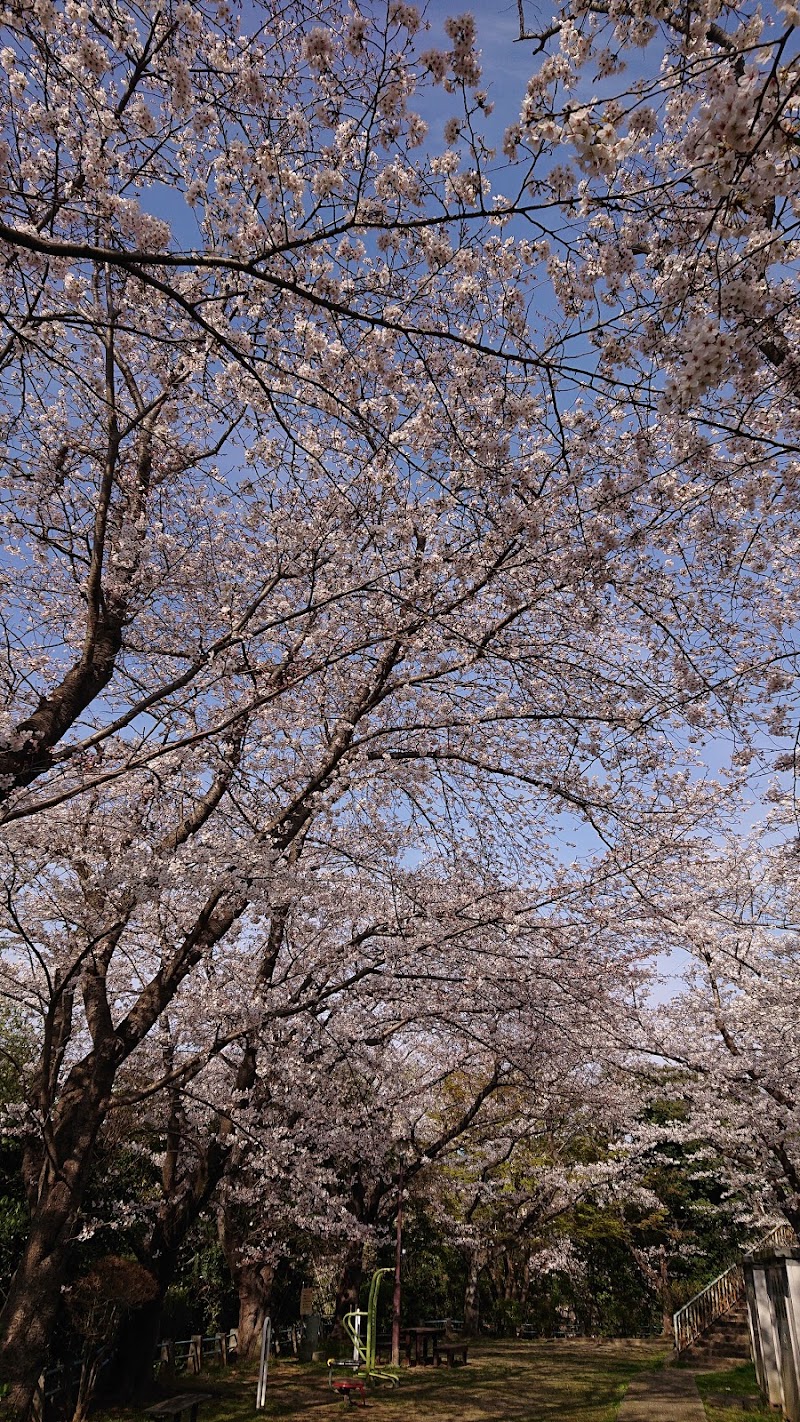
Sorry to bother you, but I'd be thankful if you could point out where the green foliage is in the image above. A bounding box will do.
[574,1214,661,1336]
[627,1120,752,1309]
[161,1220,238,1339]
[375,1208,467,1328]
[0,1007,32,1302]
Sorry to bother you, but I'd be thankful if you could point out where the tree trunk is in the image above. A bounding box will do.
[631,1243,674,1338]
[113,1153,233,1401]
[0,1213,72,1416]
[778,1201,800,1237]
[331,1244,364,1337]
[0,1068,112,1417]
[463,1248,486,1335]
[217,1192,276,1363]
[114,1048,254,1406]
[0,837,246,1413]
[391,1179,403,1369]
[235,1261,275,1363]
[659,1248,673,1338]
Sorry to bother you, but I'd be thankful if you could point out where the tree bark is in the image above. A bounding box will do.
[217,1198,276,1363]
[113,1039,260,1397]
[332,1244,365,1338]
[0,1213,72,1415]
[0,1056,114,1416]
[630,1243,673,1337]
[0,614,124,798]
[113,1126,233,1404]
[391,1177,403,1368]
[463,1248,486,1335]
[235,1261,276,1363]
[659,1247,673,1338]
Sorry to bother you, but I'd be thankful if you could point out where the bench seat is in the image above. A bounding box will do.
[434,1342,469,1367]
[147,1392,211,1422]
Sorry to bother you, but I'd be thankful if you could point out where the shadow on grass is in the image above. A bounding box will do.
[695,1362,774,1422]
[114,1339,669,1422]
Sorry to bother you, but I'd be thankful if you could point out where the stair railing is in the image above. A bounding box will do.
[673,1223,796,1354]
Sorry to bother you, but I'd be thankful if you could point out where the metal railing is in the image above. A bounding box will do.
[673,1222,796,1354]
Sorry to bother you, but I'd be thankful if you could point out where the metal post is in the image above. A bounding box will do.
[255,1316,272,1409]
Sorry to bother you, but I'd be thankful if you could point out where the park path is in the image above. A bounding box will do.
[617,1367,707,1422]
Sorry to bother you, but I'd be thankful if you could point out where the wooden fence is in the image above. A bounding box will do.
[31,1329,240,1422]
[155,1331,239,1378]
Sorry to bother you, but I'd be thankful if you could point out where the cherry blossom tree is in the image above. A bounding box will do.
[0,1,571,1402]
[507,0,800,1240]
[3,0,800,1412]
[515,0,800,434]
[624,832,800,1237]
[101,856,628,1378]
[513,0,800,749]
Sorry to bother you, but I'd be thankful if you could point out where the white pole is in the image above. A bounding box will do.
[255,1316,272,1409]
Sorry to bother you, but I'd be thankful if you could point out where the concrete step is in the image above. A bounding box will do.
[686,1341,748,1353]
[682,1302,750,1365]
[687,1353,750,1368]
[679,1294,751,1369]
[684,1331,751,1367]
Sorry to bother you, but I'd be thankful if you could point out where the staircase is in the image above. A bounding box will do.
[680,1299,751,1368]
[673,1224,796,1357]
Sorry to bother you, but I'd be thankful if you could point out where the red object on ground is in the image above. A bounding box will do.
[331,1378,367,1407]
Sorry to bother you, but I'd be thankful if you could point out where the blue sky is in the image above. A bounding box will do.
[420,0,539,163]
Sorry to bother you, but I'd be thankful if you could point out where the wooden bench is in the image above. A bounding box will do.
[330,1377,367,1406]
[434,1342,469,1367]
[147,1392,211,1422]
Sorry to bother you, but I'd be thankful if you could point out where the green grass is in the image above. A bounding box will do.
[113,1338,668,1422]
[695,1362,773,1422]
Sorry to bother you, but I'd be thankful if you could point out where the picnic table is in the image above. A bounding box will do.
[404,1325,442,1366]
[147,1393,211,1422]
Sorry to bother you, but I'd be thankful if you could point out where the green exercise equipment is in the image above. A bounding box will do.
[327,1267,400,1394]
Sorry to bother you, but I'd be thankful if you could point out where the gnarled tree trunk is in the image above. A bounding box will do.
[113,1064,251,1405]
[0,1211,74,1416]
[235,1261,276,1363]
[217,1200,276,1363]
[463,1247,487,1335]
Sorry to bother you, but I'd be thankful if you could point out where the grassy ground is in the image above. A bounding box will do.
[695,1362,773,1422]
[141,1338,669,1422]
